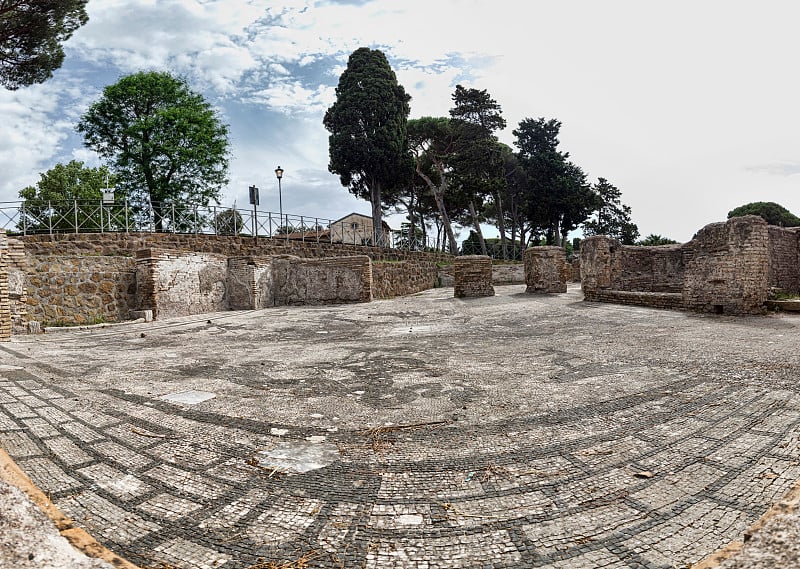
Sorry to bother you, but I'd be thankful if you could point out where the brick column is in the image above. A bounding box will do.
[524,246,569,293]
[454,255,494,298]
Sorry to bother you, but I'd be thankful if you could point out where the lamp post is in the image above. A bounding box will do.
[274,166,284,234]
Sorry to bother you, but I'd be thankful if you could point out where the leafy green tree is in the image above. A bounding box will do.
[0,0,88,89]
[583,177,639,244]
[636,234,678,246]
[448,85,506,255]
[513,117,596,245]
[323,47,412,245]
[17,160,117,232]
[77,71,230,231]
[727,201,800,227]
[408,116,461,254]
[213,208,243,236]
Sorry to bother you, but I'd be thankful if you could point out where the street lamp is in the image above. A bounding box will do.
[275,166,284,232]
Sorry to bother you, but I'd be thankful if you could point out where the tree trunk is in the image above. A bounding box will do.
[415,162,459,255]
[370,181,383,245]
[494,191,508,260]
[468,200,488,256]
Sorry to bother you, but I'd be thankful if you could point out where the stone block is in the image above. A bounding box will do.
[524,247,568,293]
[454,256,494,298]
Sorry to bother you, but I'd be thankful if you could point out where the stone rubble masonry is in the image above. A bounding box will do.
[6,237,28,333]
[227,257,273,310]
[371,260,439,299]
[437,262,524,288]
[0,231,10,340]
[524,246,569,293]
[581,216,792,315]
[454,255,495,298]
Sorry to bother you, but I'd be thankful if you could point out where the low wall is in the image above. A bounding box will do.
[438,262,524,287]
[19,232,453,263]
[271,255,372,306]
[25,254,136,326]
[768,226,800,293]
[135,249,227,319]
[227,257,273,310]
[372,261,438,299]
[581,216,777,315]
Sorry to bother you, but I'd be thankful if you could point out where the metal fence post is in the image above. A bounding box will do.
[48,200,53,235]
[124,199,129,232]
[21,202,26,236]
[74,200,78,233]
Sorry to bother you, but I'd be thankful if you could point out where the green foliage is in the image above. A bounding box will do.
[0,0,88,89]
[583,177,639,244]
[727,201,800,227]
[77,71,230,231]
[636,234,678,246]
[513,117,596,245]
[324,48,411,243]
[17,160,118,232]
[213,208,243,236]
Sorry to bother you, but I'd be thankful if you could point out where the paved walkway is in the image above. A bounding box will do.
[1,284,799,568]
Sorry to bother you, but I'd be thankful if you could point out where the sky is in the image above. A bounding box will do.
[2,0,800,243]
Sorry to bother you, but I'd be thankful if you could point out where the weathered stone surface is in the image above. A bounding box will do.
[0,231,10,340]
[454,255,494,298]
[372,260,438,298]
[524,246,568,293]
[581,216,792,315]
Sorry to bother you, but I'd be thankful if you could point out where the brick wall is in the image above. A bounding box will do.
[768,226,800,293]
[683,216,769,315]
[581,216,775,314]
[372,261,438,299]
[19,232,453,263]
[0,232,10,340]
[524,247,568,293]
[454,256,494,298]
[227,257,273,310]
[7,238,28,332]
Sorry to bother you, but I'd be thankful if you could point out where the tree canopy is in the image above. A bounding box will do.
[727,201,800,227]
[583,177,639,244]
[17,160,116,232]
[77,71,230,231]
[0,0,88,89]
[636,234,678,246]
[323,47,411,244]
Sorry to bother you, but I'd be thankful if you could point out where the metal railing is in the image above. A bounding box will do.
[0,200,441,252]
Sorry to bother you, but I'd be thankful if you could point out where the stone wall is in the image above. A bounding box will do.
[524,247,568,293]
[135,249,228,319]
[768,226,800,293]
[271,255,372,306]
[0,232,10,340]
[372,261,438,299]
[227,257,273,310]
[454,256,494,298]
[683,216,769,314]
[19,232,453,263]
[438,262,523,287]
[581,216,778,315]
[25,254,136,326]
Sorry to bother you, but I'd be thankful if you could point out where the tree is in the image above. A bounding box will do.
[323,47,412,245]
[513,117,596,246]
[213,208,243,236]
[727,202,800,227]
[77,71,230,231]
[17,160,116,232]
[0,0,88,89]
[583,177,639,244]
[407,116,460,254]
[448,85,506,255]
[636,234,678,246]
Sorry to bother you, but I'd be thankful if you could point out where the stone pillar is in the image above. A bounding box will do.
[454,255,494,298]
[0,231,10,340]
[524,246,569,293]
[134,248,162,318]
[579,236,619,301]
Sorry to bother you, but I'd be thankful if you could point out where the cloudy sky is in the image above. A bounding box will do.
[2,0,800,243]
